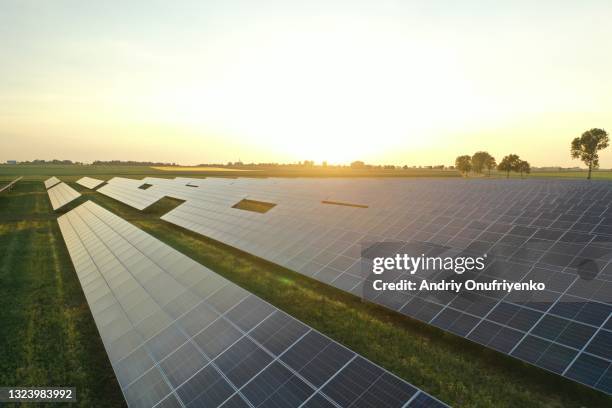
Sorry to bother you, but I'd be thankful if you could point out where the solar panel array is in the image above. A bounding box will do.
[77,176,105,189]
[114,176,612,395]
[174,177,210,187]
[57,201,447,408]
[97,177,165,210]
[47,182,81,211]
[44,176,61,189]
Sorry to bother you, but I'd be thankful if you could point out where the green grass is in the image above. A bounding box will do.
[523,170,612,180]
[479,170,612,180]
[321,200,369,208]
[2,164,612,181]
[1,172,611,408]
[232,199,277,213]
[0,164,461,179]
[0,181,125,408]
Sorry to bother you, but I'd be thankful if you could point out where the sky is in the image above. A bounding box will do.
[1,0,611,167]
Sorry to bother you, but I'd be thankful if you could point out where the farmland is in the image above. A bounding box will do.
[2,163,612,180]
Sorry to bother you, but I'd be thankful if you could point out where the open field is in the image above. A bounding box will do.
[1,169,611,407]
[152,166,254,172]
[0,164,460,179]
[2,164,612,180]
[523,170,612,180]
[0,180,125,408]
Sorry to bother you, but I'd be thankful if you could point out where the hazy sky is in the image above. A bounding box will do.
[1,0,611,166]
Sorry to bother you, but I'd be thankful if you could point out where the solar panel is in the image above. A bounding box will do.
[44,176,61,189]
[141,177,181,186]
[47,182,81,211]
[77,176,105,189]
[57,201,447,408]
[136,177,612,395]
[97,177,165,210]
[174,177,209,187]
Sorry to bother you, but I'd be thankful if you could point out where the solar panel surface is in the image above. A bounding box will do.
[57,201,448,408]
[77,176,105,189]
[129,177,612,395]
[173,177,208,187]
[97,177,165,210]
[44,176,61,189]
[47,182,81,210]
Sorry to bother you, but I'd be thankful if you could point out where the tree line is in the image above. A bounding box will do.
[455,128,609,179]
[14,159,83,165]
[455,152,530,178]
[92,160,179,166]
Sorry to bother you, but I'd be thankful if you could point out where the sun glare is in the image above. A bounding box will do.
[5,2,609,166]
[142,19,496,164]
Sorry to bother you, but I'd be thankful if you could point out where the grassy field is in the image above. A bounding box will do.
[1,170,611,407]
[232,199,277,213]
[0,164,460,179]
[522,170,612,180]
[0,180,125,408]
[2,163,612,180]
[151,166,254,172]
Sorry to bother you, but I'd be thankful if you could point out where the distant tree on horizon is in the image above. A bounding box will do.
[518,160,531,178]
[485,155,497,176]
[455,155,472,176]
[350,160,366,169]
[571,128,609,180]
[471,151,495,175]
[497,154,521,178]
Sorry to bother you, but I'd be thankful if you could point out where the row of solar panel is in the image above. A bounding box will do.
[161,209,612,394]
[77,176,105,189]
[147,177,612,395]
[67,175,612,395]
[57,200,448,408]
[44,176,105,211]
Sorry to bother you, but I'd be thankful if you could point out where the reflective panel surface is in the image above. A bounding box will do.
[47,182,81,210]
[127,176,612,395]
[58,201,447,408]
[77,176,105,189]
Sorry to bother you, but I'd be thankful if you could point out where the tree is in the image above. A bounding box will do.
[471,151,493,174]
[485,155,497,177]
[518,160,530,178]
[455,155,472,176]
[571,128,609,180]
[497,154,520,178]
